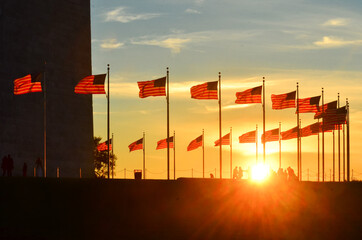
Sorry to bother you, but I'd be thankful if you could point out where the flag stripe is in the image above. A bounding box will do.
[235,86,262,104]
[190,81,218,100]
[271,91,296,109]
[75,74,106,94]
[138,77,166,98]
[14,74,42,95]
[97,139,112,151]
[261,128,279,143]
[314,101,337,119]
[281,127,299,140]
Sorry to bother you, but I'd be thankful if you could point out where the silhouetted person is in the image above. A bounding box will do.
[35,157,43,177]
[238,167,243,180]
[1,155,7,176]
[7,155,14,177]
[23,163,28,177]
[210,173,214,178]
[287,166,297,181]
[233,167,238,179]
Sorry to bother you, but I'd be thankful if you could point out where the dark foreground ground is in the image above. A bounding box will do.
[1,178,362,240]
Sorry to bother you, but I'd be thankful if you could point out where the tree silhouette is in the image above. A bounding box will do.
[94,136,117,178]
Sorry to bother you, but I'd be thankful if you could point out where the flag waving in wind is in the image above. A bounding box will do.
[97,139,112,151]
[128,138,143,152]
[281,127,299,140]
[187,135,203,151]
[261,128,279,143]
[298,96,320,113]
[235,86,262,104]
[239,130,256,143]
[271,91,296,109]
[156,136,174,150]
[137,77,166,98]
[14,73,42,95]
[74,74,106,94]
[214,133,230,146]
[314,101,337,119]
[190,81,218,100]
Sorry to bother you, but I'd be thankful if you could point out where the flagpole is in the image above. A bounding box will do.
[143,132,146,180]
[44,61,47,178]
[202,129,205,178]
[167,67,170,180]
[174,131,176,180]
[112,133,114,179]
[263,77,266,164]
[318,119,320,182]
[343,120,346,181]
[230,127,232,179]
[279,122,281,169]
[256,124,258,164]
[337,93,341,182]
[333,130,335,182]
[322,88,325,182]
[299,119,302,181]
[107,64,110,179]
[346,98,350,182]
[296,82,300,180]
[219,72,222,179]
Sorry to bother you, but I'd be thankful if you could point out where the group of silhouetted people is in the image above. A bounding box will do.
[1,155,43,177]
[233,166,244,180]
[1,154,14,176]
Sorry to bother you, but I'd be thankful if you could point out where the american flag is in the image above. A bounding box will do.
[297,96,320,113]
[314,101,337,119]
[156,136,174,150]
[281,126,299,140]
[137,77,166,98]
[271,91,296,110]
[128,138,143,152]
[239,130,256,143]
[214,133,230,146]
[74,74,106,94]
[261,128,279,143]
[235,86,262,104]
[190,81,218,100]
[187,135,203,151]
[14,73,42,95]
[323,106,347,125]
[97,139,112,151]
[301,122,321,137]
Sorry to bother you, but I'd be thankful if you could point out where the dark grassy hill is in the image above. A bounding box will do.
[1,178,362,240]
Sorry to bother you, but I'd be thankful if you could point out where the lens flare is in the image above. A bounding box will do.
[251,163,269,182]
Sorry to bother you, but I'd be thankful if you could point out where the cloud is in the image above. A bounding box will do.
[104,7,160,23]
[100,39,124,49]
[185,8,201,14]
[132,38,191,53]
[314,36,362,48]
[322,18,349,27]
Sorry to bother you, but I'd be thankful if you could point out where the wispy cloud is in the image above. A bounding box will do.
[132,38,191,53]
[322,18,350,27]
[104,7,161,23]
[314,36,362,48]
[185,8,201,14]
[100,39,124,49]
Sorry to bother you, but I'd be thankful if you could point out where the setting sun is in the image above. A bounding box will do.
[251,163,270,182]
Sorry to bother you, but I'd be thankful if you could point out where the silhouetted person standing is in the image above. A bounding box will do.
[7,155,14,177]
[233,167,238,179]
[23,163,28,177]
[35,158,43,177]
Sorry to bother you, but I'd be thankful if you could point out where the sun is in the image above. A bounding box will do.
[251,163,270,182]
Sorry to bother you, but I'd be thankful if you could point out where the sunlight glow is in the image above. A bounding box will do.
[251,163,269,182]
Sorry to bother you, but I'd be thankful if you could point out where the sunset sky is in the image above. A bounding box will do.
[90,0,362,180]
